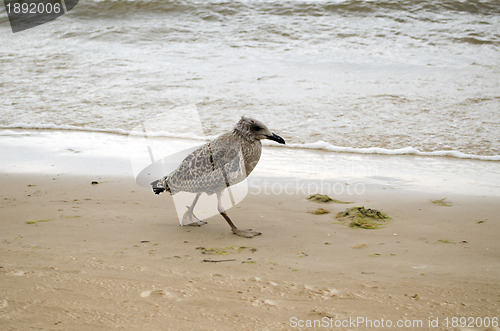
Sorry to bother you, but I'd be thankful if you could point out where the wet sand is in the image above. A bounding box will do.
[1,172,499,330]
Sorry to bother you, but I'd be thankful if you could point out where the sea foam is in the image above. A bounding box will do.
[1,125,498,161]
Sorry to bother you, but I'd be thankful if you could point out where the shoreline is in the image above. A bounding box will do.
[1,129,499,197]
[1,126,499,161]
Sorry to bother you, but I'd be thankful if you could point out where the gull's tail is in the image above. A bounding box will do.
[151,177,170,195]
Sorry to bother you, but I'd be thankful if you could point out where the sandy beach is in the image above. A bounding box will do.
[1,149,499,330]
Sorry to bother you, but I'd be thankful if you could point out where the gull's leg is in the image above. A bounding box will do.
[182,192,207,226]
[216,192,261,238]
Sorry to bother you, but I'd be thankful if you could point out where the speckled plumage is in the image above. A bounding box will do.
[158,117,272,195]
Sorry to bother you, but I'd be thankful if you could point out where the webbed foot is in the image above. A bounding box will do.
[232,229,262,238]
[187,220,207,227]
[182,207,207,226]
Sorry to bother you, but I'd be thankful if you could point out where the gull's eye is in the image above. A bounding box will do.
[250,123,262,131]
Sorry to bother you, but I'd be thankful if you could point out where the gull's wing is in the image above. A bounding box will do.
[166,136,246,194]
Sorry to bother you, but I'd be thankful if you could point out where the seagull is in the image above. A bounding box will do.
[151,116,285,238]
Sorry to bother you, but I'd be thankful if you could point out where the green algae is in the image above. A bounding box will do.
[196,246,254,255]
[308,208,330,215]
[242,260,256,264]
[336,206,392,229]
[306,194,352,204]
[431,198,452,207]
[26,219,53,225]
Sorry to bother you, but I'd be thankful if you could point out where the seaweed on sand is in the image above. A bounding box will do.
[307,194,352,204]
[308,208,330,215]
[431,198,452,207]
[336,206,391,229]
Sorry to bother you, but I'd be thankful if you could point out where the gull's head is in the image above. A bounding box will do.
[234,116,286,145]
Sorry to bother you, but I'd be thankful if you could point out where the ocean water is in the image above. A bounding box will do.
[0,0,499,160]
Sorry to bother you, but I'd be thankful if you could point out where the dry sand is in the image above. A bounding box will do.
[0,173,499,330]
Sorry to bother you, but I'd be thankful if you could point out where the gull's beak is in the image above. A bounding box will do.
[265,133,286,145]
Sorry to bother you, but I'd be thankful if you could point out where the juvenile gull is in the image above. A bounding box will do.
[151,116,285,238]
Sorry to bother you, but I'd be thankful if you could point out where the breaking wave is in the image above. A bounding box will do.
[1,125,499,161]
